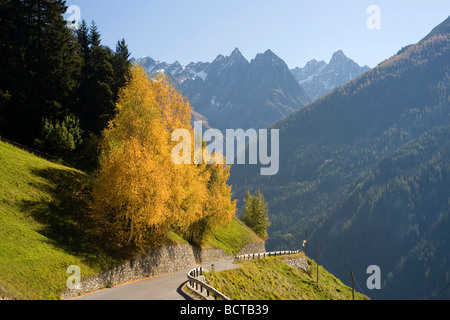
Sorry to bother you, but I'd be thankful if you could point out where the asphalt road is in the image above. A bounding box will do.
[72,260,242,300]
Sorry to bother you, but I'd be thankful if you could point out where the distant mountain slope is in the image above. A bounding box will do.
[136,56,210,85]
[291,50,370,101]
[229,16,450,300]
[136,48,310,130]
[317,125,450,300]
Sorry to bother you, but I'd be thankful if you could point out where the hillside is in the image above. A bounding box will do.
[0,140,116,299]
[316,126,450,300]
[0,140,261,299]
[229,16,450,300]
[204,252,370,300]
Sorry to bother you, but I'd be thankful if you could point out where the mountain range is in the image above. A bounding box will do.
[291,50,370,101]
[135,49,369,130]
[229,16,450,300]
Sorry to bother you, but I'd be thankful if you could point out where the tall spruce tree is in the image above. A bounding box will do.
[73,21,131,171]
[76,21,115,136]
[112,39,131,100]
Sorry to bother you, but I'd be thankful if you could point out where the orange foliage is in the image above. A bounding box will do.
[91,64,236,249]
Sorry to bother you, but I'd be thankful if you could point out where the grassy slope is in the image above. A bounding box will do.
[0,141,262,299]
[205,253,370,300]
[204,217,264,255]
[0,141,115,299]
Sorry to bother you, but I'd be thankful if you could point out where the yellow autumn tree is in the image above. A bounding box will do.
[91,65,173,248]
[183,150,237,246]
[152,74,210,232]
[151,74,236,244]
[92,64,236,251]
[150,73,192,132]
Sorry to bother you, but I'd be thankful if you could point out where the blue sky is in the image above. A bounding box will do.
[65,0,450,68]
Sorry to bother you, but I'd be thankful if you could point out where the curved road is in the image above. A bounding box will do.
[72,260,241,300]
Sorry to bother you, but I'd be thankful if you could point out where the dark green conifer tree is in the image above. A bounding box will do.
[76,21,115,136]
[242,190,271,240]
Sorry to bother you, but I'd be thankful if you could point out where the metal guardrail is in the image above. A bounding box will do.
[0,136,73,168]
[235,250,301,262]
[187,267,231,300]
[186,250,301,300]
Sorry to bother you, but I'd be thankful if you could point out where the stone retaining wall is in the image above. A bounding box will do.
[282,257,309,272]
[233,243,266,255]
[62,243,265,300]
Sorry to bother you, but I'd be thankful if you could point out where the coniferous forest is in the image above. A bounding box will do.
[0,0,131,172]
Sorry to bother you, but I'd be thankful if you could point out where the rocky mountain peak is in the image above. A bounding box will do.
[230,47,243,57]
[291,51,370,101]
[330,49,346,60]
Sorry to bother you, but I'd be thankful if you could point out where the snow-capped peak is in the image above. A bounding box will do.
[291,50,371,101]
